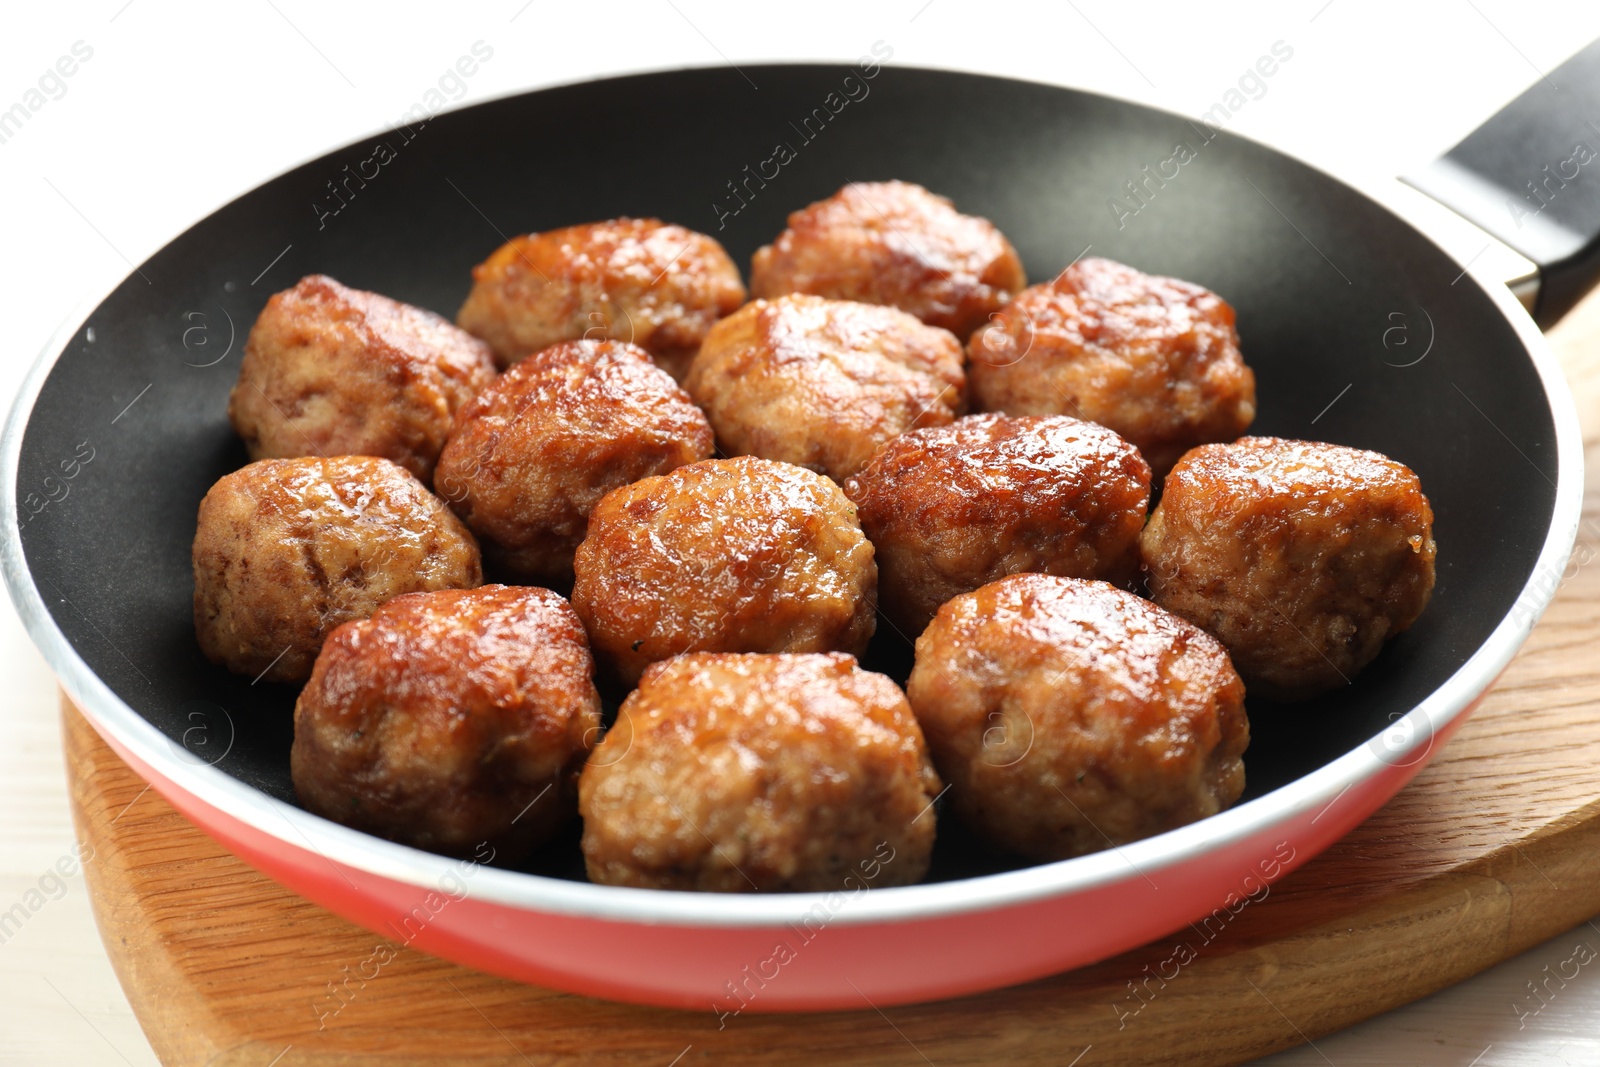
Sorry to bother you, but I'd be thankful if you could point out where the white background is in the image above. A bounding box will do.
[3,1,1600,1064]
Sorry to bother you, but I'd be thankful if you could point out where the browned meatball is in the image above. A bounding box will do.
[968,257,1256,476]
[434,340,714,584]
[1140,437,1437,701]
[192,456,482,684]
[685,295,966,482]
[292,585,600,861]
[579,653,940,891]
[570,457,876,684]
[455,218,747,380]
[749,180,1026,340]
[227,275,497,482]
[906,574,1248,862]
[844,414,1151,634]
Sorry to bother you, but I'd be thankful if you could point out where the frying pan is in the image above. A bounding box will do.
[3,62,1589,1012]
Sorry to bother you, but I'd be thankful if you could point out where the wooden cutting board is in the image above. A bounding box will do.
[62,285,1600,1067]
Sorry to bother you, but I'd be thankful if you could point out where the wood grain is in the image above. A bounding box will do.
[64,286,1600,1067]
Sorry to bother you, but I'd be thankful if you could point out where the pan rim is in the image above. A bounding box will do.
[1,63,1584,929]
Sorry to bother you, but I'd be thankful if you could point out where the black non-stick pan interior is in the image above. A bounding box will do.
[15,65,1558,883]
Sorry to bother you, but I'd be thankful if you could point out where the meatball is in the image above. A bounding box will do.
[749,180,1026,340]
[570,457,876,684]
[579,652,940,891]
[455,217,747,380]
[227,275,497,482]
[844,414,1151,634]
[968,257,1256,476]
[685,295,966,482]
[434,339,714,584]
[292,585,600,861]
[1140,437,1437,701]
[192,456,482,684]
[906,574,1249,862]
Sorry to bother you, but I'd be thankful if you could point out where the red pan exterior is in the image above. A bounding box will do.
[80,697,1472,1011]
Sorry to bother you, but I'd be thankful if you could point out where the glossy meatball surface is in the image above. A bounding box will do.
[292,585,600,861]
[845,414,1151,634]
[749,180,1025,340]
[685,294,966,483]
[907,574,1248,862]
[228,275,497,482]
[969,257,1256,475]
[455,217,747,379]
[1140,437,1437,701]
[192,456,482,684]
[580,652,940,892]
[434,339,714,584]
[570,457,877,683]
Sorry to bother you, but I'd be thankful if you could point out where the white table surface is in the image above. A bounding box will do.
[4,2,1600,1063]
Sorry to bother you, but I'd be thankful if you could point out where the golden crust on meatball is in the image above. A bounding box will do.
[844,414,1151,634]
[579,652,940,891]
[455,217,747,379]
[749,180,1025,340]
[907,574,1248,862]
[434,339,714,584]
[227,275,497,482]
[685,295,966,482]
[192,456,482,684]
[570,457,877,684]
[1140,436,1436,701]
[292,585,600,861]
[968,257,1256,476]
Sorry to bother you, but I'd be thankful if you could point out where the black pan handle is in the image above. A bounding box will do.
[1403,38,1600,328]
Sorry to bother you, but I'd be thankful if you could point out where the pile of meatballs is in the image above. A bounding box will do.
[193,180,1437,893]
